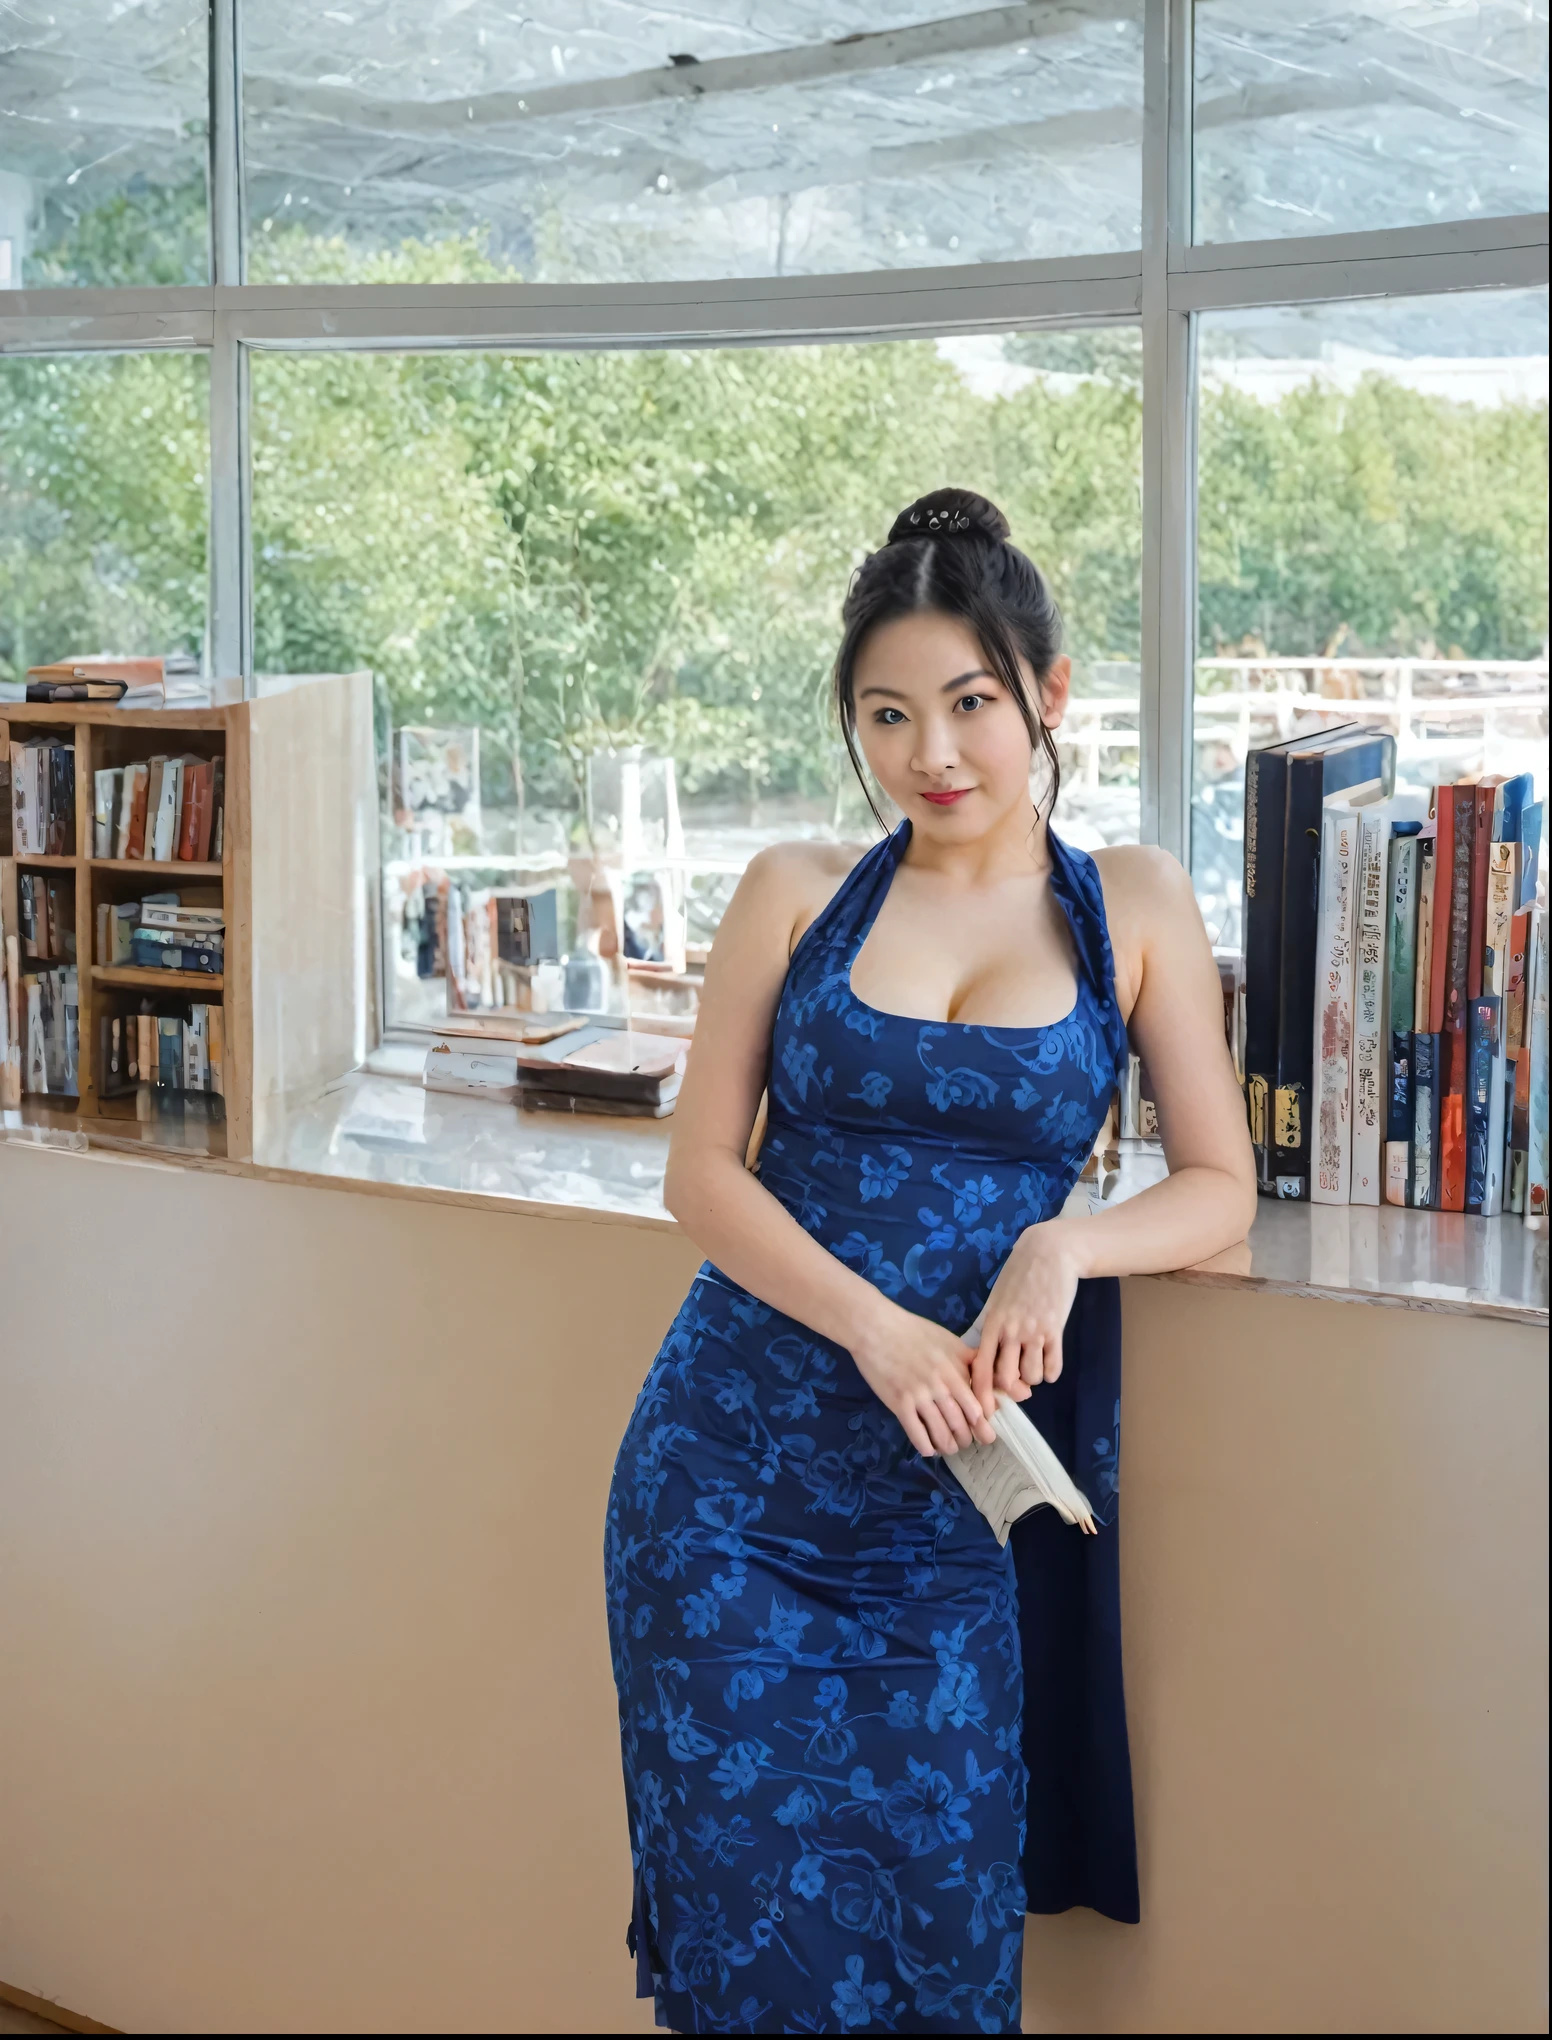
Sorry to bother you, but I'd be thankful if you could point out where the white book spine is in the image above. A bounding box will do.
[1350,807,1389,1204]
[92,768,116,858]
[114,762,139,858]
[1312,805,1360,1205]
[151,759,182,862]
[1527,909,1549,1221]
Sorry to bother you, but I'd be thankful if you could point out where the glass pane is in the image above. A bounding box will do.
[1194,0,1549,244]
[0,1,209,287]
[1192,286,1549,948]
[242,0,1143,285]
[0,352,209,684]
[249,330,1141,1027]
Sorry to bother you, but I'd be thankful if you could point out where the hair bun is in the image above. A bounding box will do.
[887,488,1010,546]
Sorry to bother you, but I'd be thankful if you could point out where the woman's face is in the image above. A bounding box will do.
[852,609,1069,841]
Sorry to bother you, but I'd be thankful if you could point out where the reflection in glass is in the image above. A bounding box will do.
[241,0,1143,285]
[0,352,209,685]
[248,330,1142,1024]
[1194,0,1549,244]
[0,0,209,287]
[1192,288,1549,948]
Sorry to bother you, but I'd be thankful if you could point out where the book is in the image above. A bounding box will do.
[139,900,224,932]
[196,756,218,862]
[207,1004,225,1099]
[515,1023,687,1107]
[1507,907,1532,1213]
[943,1306,1097,1543]
[1518,802,1542,908]
[1,933,18,1106]
[1242,727,1363,1193]
[1350,803,1393,1204]
[1466,995,1506,1217]
[184,1004,209,1091]
[424,1039,522,1101]
[150,757,182,862]
[1384,827,1421,1205]
[1411,1030,1441,1209]
[128,930,223,975]
[27,656,162,690]
[177,759,209,861]
[1525,909,1548,1221]
[93,768,119,857]
[123,762,152,859]
[1311,800,1365,1205]
[1273,728,1394,1198]
[157,1015,183,1089]
[1437,784,1476,1212]
[46,743,74,854]
[1466,776,1504,1001]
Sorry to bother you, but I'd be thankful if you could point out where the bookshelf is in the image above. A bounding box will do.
[1,671,377,1162]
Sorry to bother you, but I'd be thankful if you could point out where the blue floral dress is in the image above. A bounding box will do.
[605,822,1139,2036]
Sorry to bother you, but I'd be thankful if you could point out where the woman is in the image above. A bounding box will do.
[605,489,1255,2035]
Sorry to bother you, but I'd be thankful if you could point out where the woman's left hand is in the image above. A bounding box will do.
[970,1220,1083,1414]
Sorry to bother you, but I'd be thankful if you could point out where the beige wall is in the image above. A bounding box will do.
[0,1142,1544,2035]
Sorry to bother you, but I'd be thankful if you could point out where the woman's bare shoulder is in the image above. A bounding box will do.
[738,837,870,952]
[1091,841,1193,913]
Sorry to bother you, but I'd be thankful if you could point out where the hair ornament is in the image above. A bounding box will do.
[906,506,973,535]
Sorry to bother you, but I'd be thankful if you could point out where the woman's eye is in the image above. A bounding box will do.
[956,693,986,712]
[874,707,907,726]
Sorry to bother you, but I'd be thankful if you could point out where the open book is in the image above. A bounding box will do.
[941,1312,1097,1542]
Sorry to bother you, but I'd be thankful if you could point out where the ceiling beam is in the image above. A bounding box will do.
[241,0,1136,137]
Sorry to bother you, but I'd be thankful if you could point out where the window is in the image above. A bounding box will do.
[1193,0,1550,244]
[1192,285,1549,947]
[2,2,1544,1061]
[242,0,1144,285]
[250,329,1142,1026]
[0,0,210,287]
[0,352,209,685]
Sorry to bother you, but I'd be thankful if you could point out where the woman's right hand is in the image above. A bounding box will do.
[849,1300,999,1458]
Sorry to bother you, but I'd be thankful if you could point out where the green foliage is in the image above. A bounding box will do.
[1198,374,1549,661]
[0,353,208,683]
[29,174,210,289]
[1,204,1544,820]
[251,329,1144,809]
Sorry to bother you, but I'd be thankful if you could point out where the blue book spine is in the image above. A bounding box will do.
[1498,772,1532,849]
[1465,1001,1492,1212]
[1518,802,1543,909]
[1388,1029,1414,1143]
[1411,1031,1440,1209]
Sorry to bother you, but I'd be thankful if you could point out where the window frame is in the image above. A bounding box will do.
[0,0,1544,868]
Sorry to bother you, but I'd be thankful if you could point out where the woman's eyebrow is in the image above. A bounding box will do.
[857,668,995,701]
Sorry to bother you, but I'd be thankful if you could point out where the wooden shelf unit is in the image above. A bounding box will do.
[2,701,246,1157]
[2,673,378,1162]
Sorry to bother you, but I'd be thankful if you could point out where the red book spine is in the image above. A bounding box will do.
[1466,782,1496,1001]
[1427,787,1454,1034]
[178,760,206,861]
[1443,786,1474,1041]
[194,760,215,862]
[125,767,150,860]
[1438,786,1476,1212]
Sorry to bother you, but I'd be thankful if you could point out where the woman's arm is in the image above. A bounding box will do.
[666,846,997,1456]
[973,846,1257,1401]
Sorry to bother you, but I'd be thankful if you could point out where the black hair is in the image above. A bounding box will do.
[833,486,1064,832]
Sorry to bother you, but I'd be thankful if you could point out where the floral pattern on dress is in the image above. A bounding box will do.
[606,825,1130,2033]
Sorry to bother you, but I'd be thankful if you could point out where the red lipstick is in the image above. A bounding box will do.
[921,789,971,805]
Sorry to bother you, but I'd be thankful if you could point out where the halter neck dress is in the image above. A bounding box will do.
[605,822,1138,2037]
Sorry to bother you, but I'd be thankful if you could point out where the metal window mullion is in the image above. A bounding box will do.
[210,0,243,288]
[207,0,250,690]
[209,313,250,687]
[1139,0,1194,862]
